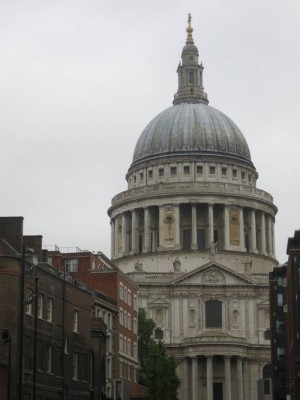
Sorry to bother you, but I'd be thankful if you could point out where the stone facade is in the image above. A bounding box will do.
[108,16,277,400]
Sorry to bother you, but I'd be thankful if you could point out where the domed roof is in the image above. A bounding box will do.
[132,102,252,166]
[131,15,253,169]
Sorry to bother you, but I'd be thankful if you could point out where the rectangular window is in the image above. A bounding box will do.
[158,168,164,177]
[119,283,124,300]
[119,308,124,325]
[205,300,222,328]
[65,258,78,272]
[210,166,216,175]
[133,317,137,334]
[124,286,127,303]
[222,167,227,176]
[277,293,283,306]
[188,70,194,84]
[140,172,144,181]
[197,165,203,174]
[72,352,78,380]
[241,171,246,180]
[124,311,127,328]
[170,166,177,175]
[184,165,190,175]
[277,347,285,361]
[232,169,237,178]
[127,339,131,356]
[37,294,44,319]
[47,257,52,265]
[197,229,206,250]
[25,288,33,315]
[148,170,153,179]
[248,174,252,182]
[134,294,137,311]
[73,310,79,333]
[128,313,131,331]
[46,298,53,323]
[128,289,132,306]
[134,342,137,359]
[46,345,53,374]
[119,335,123,352]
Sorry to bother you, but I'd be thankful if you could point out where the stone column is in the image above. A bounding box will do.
[111,219,115,259]
[224,356,231,400]
[191,204,198,250]
[250,209,258,253]
[174,204,181,249]
[192,356,198,400]
[237,357,244,400]
[239,207,246,251]
[243,359,250,400]
[267,214,273,256]
[206,356,213,400]
[131,209,137,254]
[272,217,276,258]
[260,212,267,255]
[143,207,150,253]
[121,214,126,255]
[115,218,119,256]
[224,205,230,250]
[159,206,164,249]
[208,204,214,245]
[183,357,189,400]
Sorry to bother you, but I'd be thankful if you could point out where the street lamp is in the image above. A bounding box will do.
[18,247,39,400]
[2,328,12,400]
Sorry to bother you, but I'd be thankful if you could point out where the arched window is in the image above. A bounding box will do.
[205,300,222,328]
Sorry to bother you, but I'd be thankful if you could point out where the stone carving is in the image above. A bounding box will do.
[134,260,143,271]
[173,257,181,271]
[202,269,226,284]
[244,259,252,272]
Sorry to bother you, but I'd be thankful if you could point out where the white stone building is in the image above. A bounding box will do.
[108,15,277,400]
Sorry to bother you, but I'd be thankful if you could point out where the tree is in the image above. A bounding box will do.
[138,309,180,399]
[138,308,156,385]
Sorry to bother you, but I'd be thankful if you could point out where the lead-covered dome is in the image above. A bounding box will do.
[131,15,253,169]
[132,102,252,166]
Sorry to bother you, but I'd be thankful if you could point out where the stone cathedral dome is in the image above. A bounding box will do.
[131,15,252,169]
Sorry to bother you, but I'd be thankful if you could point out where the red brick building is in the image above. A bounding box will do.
[0,217,107,400]
[46,248,142,400]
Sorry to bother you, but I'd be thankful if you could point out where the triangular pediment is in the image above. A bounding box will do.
[148,297,170,306]
[171,261,255,286]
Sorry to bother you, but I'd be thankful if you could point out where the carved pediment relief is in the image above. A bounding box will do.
[171,262,254,286]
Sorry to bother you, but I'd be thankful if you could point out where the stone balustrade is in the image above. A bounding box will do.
[111,181,274,206]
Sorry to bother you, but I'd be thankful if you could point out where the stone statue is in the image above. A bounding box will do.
[208,241,217,257]
[173,257,181,272]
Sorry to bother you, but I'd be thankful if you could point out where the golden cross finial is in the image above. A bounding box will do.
[186,13,194,44]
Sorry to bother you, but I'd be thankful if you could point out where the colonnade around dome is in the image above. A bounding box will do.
[110,202,276,261]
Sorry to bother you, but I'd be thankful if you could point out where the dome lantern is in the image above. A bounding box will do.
[173,14,209,105]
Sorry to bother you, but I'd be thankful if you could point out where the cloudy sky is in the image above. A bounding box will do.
[1,0,299,263]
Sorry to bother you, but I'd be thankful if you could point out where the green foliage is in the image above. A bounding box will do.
[137,308,180,399]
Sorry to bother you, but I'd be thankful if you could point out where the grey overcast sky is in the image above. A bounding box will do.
[1,0,299,263]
